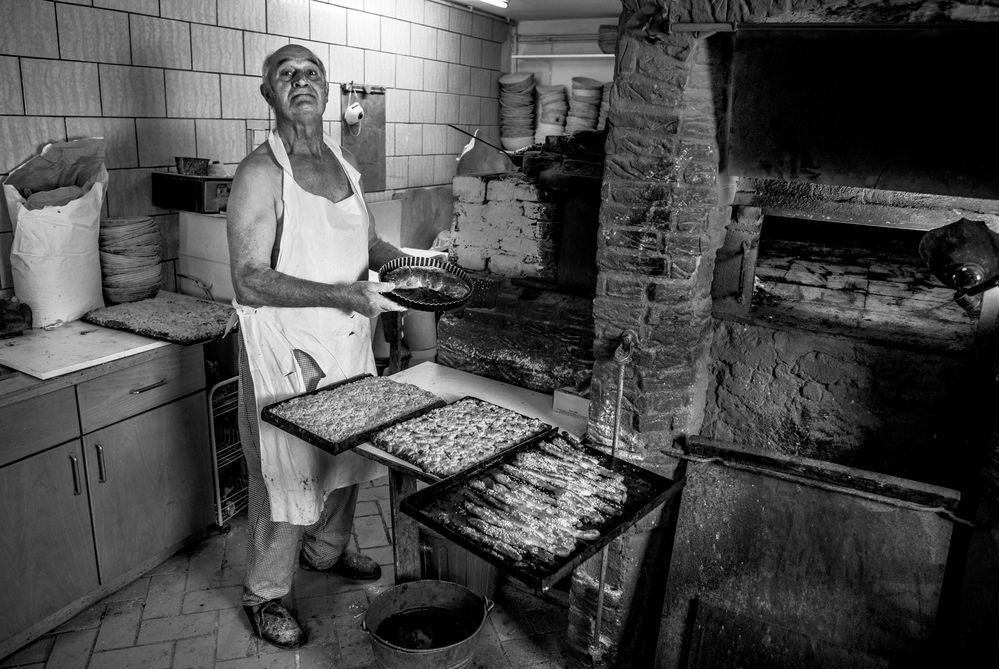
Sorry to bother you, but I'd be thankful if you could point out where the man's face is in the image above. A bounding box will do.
[262,46,328,119]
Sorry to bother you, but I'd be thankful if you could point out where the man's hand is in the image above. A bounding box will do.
[346,281,407,317]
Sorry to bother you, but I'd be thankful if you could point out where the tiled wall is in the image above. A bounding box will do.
[0,0,508,299]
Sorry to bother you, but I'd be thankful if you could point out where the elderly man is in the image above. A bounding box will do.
[227,44,408,649]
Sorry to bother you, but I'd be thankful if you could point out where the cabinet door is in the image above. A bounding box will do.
[84,392,212,584]
[0,441,99,642]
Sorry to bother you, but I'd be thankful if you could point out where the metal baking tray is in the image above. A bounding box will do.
[261,373,447,456]
[401,431,685,591]
[377,256,474,313]
[365,396,557,483]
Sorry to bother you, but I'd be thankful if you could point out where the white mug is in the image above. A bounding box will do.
[344,101,365,125]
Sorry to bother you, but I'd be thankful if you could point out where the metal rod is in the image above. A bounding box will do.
[445,124,510,155]
[589,330,638,666]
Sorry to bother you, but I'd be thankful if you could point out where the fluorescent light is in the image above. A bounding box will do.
[477,0,508,7]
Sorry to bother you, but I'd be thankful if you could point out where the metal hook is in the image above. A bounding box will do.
[614,330,637,363]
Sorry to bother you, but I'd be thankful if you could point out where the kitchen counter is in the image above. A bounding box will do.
[0,331,173,409]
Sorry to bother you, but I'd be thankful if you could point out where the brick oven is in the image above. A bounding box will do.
[564,0,999,667]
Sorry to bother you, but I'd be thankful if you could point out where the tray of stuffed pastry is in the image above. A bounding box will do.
[400,431,684,592]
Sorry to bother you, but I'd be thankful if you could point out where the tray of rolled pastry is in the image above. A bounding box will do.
[369,396,556,482]
[400,431,684,592]
[261,373,447,456]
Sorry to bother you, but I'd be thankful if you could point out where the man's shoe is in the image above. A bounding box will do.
[244,599,307,649]
[299,550,382,580]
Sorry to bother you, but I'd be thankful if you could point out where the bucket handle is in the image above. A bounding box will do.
[359,596,496,633]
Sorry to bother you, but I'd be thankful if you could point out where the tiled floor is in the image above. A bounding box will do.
[1,477,569,668]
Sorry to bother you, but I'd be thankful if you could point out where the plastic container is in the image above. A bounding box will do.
[419,528,497,599]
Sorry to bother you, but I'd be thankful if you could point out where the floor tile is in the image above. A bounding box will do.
[44,629,97,669]
[135,610,218,645]
[143,573,188,619]
[172,634,217,669]
[87,642,173,669]
[0,637,53,667]
[93,600,143,651]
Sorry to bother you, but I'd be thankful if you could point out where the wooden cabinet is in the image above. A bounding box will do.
[0,344,212,658]
[0,440,99,645]
[84,392,211,584]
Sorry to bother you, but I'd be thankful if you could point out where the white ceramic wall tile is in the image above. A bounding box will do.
[482,41,502,70]
[423,1,449,29]
[192,25,245,74]
[480,96,499,127]
[410,24,436,60]
[408,154,434,187]
[21,60,100,116]
[195,119,248,163]
[395,0,424,24]
[328,45,365,84]
[469,67,493,97]
[422,124,448,154]
[322,82,341,124]
[380,17,411,56]
[491,18,510,44]
[99,65,167,117]
[335,0,364,10]
[166,71,222,118]
[459,94,479,125]
[136,118,197,167]
[385,89,410,123]
[95,0,158,14]
[346,9,380,50]
[409,90,436,123]
[105,168,169,218]
[435,93,460,124]
[365,51,396,87]
[161,0,217,24]
[56,4,130,64]
[384,123,396,155]
[0,0,58,58]
[395,124,423,155]
[448,6,473,35]
[434,153,456,184]
[66,117,139,169]
[311,2,347,45]
[386,155,408,190]
[131,16,193,70]
[460,36,482,68]
[243,32,290,77]
[267,0,311,39]
[0,117,66,173]
[221,74,272,119]
[364,0,395,16]
[218,0,267,32]
[395,56,424,91]
[0,57,24,115]
[436,29,460,64]
[448,63,470,95]
[471,13,493,41]
[296,40,331,75]
[423,60,448,93]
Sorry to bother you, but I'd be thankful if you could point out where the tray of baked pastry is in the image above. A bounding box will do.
[261,373,447,456]
[400,431,684,592]
[368,396,556,482]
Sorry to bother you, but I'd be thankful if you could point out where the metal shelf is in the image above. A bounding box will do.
[209,376,247,527]
[511,53,614,60]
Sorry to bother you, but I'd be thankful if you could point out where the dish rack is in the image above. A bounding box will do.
[209,376,248,530]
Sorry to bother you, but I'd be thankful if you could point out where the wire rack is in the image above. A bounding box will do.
[209,376,248,528]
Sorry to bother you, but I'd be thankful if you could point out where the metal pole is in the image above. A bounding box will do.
[589,330,637,666]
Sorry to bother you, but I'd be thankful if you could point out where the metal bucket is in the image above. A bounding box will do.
[362,579,493,669]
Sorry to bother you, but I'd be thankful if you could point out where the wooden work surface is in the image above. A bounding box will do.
[352,361,588,583]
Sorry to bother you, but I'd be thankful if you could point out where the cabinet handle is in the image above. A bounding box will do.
[69,455,82,495]
[130,378,167,394]
[96,443,107,483]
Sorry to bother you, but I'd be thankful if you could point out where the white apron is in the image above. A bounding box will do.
[235,131,384,525]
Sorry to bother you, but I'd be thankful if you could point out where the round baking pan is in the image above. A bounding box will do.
[378,256,474,313]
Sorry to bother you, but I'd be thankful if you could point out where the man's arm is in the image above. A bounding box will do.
[226,150,404,316]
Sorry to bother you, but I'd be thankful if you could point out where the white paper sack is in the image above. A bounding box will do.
[3,139,108,328]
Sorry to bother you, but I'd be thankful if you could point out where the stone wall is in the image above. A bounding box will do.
[572,0,999,667]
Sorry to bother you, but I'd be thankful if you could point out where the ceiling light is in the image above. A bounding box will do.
[476,0,508,7]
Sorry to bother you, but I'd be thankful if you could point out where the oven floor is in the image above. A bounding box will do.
[0,477,568,668]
